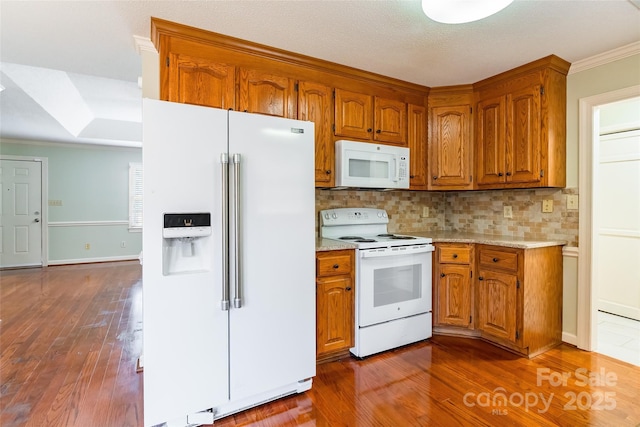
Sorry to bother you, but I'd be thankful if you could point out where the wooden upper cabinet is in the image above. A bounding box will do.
[374,97,407,145]
[476,95,506,186]
[167,53,236,109]
[334,89,407,146]
[507,85,541,184]
[298,81,334,187]
[428,87,474,190]
[238,68,296,119]
[408,104,428,190]
[474,56,569,189]
[334,89,373,140]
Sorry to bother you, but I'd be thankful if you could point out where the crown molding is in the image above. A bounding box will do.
[133,35,157,55]
[569,41,640,75]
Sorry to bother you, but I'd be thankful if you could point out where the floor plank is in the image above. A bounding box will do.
[1,262,638,426]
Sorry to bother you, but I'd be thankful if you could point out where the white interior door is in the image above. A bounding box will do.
[0,158,43,268]
[596,129,640,320]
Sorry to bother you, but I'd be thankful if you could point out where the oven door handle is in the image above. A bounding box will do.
[360,245,434,258]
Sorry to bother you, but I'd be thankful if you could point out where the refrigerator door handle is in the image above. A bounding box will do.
[233,153,243,309]
[220,153,230,311]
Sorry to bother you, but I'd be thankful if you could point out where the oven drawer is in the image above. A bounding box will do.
[317,252,353,277]
[478,247,518,272]
[439,245,471,264]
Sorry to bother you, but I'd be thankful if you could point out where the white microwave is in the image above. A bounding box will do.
[335,140,410,189]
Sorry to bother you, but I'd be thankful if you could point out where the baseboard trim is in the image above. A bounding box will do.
[48,255,140,265]
[562,332,578,346]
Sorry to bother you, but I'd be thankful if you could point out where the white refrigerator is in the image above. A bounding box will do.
[142,99,316,427]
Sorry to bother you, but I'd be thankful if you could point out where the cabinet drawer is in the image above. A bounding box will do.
[478,248,518,272]
[317,253,352,277]
[439,245,471,264]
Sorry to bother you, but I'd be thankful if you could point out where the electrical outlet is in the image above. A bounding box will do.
[85,243,90,250]
[504,206,513,218]
[542,200,554,213]
[120,241,126,248]
[567,195,579,210]
[421,206,430,218]
[48,199,63,206]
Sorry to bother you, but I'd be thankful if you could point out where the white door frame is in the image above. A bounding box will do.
[577,85,640,351]
[0,155,49,267]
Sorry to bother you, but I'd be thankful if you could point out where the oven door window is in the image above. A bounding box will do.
[359,250,432,327]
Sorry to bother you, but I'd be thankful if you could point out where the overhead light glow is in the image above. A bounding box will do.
[421,0,514,24]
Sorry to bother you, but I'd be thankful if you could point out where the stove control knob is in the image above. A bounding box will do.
[331,213,338,219]
[324,213,330,220]
[382,212,387,218]
[377,212,383,218]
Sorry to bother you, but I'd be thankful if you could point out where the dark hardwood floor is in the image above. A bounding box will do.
[1,261,638,426]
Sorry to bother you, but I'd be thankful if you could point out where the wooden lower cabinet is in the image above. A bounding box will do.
[316,250,355,363]
[433,244,473,328]
[434,243,563,358]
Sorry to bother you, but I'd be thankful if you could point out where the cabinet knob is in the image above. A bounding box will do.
[492,258,499,263]
[367,128,372,133]
[333,264,339,269]
[440,273,445,277]
[506,172,512,176]
[376,129,381,134]
[498,172,504,177]
[345,286,352,291]
[410,175,415,179]
[478,276,484,281]
[452,254,458,259]
[432,176,438,180]
[325,169,332,175]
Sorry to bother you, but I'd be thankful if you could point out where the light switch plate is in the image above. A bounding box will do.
[567,195,579,210]
[504,206,513,218]
[422,206,429,218]
[542,200,554,213]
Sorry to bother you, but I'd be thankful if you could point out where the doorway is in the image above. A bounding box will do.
[577,87,640,366]
[0,156,48,268]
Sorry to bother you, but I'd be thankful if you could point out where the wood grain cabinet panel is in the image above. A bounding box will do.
[433,244,474,329]
[474,245,563,357]
[428,87,474,190]
[477,268,518,343]
[298,81,334,187]
[474,56,569,189]
[408,104,428,190]
[335,89,407,146]
[316,250,355,362]
[238,68,296,118]
[167,53,236,109]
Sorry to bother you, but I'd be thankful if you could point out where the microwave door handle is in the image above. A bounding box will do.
[393,156,399,182]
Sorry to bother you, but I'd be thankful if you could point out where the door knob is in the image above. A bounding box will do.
[34,218,40,223]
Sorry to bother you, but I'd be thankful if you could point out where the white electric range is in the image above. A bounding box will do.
[320,208,434,357]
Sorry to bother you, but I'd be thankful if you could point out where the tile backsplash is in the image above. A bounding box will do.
[315,187,579,246]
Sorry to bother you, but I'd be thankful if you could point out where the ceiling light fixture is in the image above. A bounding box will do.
[421,0,514,24]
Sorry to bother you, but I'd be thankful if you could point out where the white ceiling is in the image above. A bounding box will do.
[1,0,639,148]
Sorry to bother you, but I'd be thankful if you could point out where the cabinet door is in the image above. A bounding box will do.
[476,95,506,185]
[238,68,296,118]
[374,97,407,145]
[316,275,354,356]
[298,81,334,187]
[429,104,472,188]
[168,53,235,109]
[334,89,373,140]
[477,269,517,343]
[436,264,471,327]
[506,85,541,184]
[408,104,428,189]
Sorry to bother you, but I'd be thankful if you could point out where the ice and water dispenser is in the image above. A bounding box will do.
[162,213,211,275]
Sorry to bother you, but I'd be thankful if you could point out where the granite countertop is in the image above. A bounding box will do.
[315,232,566,251]
[409,231,567,249]
[316,237,357,252]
